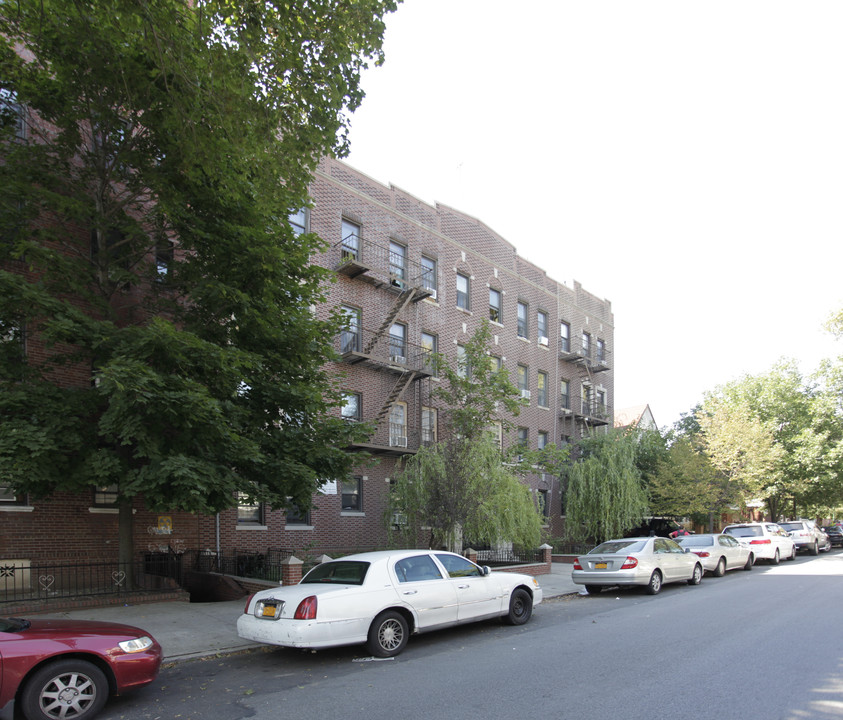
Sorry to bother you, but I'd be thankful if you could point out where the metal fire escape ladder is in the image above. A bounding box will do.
[374,371,418,425]
[362,288,417,354]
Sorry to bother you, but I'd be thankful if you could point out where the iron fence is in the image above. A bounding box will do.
[466,544,545,567]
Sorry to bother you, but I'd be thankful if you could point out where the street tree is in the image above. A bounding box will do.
[0,0,398,566]
[386,322,543,552]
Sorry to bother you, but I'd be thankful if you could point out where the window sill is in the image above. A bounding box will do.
[456,307,473,316]
[285,524,314,530]
[490,319,503,328]
[0,505,34,513]
[88,507,137,514]
[341,511,365,517]
[236,524,267,531]
[517,335,530,343]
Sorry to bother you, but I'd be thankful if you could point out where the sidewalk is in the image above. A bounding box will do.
[37,563,579,663]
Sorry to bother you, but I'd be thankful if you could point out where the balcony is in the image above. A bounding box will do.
[347,421,421,456]
[333,235,434,300]
[575,399,611,426]
[338,328,435,377]
[558,339,611,372]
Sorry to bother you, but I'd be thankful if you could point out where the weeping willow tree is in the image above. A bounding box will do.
[565,430,648,543]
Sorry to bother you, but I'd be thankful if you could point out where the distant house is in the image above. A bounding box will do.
[614,404,658,433]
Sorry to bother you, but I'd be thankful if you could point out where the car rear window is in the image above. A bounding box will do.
[590,540,646,554]
[301,561,370,585]
[778,523,803,532]
[724,526,762,537]
[677,536,713,547]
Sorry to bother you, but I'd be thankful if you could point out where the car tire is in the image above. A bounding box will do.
[788,545,797,561]
[584,585,602,595]
[687,563,703,585]
[713,557,726,577]
[810,541,819,556]
[367,610,409,658]
[504,588,533,625]
[770,549,780,565]
[743,553,754,571]
[20,658,109,720]
[645,570,662,595]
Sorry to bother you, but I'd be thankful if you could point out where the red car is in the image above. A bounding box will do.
[0,617,162,720]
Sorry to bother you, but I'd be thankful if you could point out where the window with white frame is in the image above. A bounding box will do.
[341,218,360,260]
[341,392,361,421]
[537,310,548,344]
[456,272,470,310]
[390,402,407,447]
[422,407,437,444]
[490,421,503,448]
[421,255,438,297]
[537,371,548,407]
[389,323,406,363]
[517,301,529,338]
[341,476,362,512]
[489,288,502,323]
[389,241,406,287]
[0,87,26,140]
[289,208,307,236]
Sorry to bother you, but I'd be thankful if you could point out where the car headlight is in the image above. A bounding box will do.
[118,636,154,653]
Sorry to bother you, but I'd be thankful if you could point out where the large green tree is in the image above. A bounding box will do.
[0,0,397,564]
[386,322,543,552]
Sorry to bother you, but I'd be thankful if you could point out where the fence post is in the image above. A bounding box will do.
[464,548,478,565]
[539,543,552,573]
[280,556,303,586]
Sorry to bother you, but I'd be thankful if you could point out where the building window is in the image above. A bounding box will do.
[516,427,529,460]
[560,321,570,352]
[389,322,406,364]
[537,310,548,344]
[237,492,264,524]
[489,355,502,374]
[341,392,361,421]
[422,407,437,444]
[289,208,307,236]
[537,371,548,407]
[456,272,470,310]
[421,331,438,376]
[341,218,360,261]
[341,476,362,512]
[421,255,438,298]
[1,319,24,359]
[560,379,570,410]
[489,288,502,323]
[597,338,606,364]
[456,344,468,378]
[390,402,407,447]
[490,421,503,448]
[155,238,174,281]
[285,503,310,526]
[0,483,25,505]
[340,305,361,353]
[538,430,548,450]
[93,484,119,508]
[582,332,591,360]
[517,301,529,339]
[389,241,406,287]
[582,384,593,414]
[517,364,529,400]
[596,389,607,417]
[538,489,549,520]
[0,87,26,140]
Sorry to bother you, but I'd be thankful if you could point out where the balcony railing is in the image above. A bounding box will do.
[333,234,434,298]
[338,327,434,376]
[558,338,611,371]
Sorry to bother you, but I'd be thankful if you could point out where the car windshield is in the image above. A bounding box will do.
[778,523,803,532]
[590,540,646,554]
[724,526,763,537]
[0,618,29,632]
[301,561,370,585]
[677,536,713,547]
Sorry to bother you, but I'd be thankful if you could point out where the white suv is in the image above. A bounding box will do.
[777,520,830,555]
[722,522,796,564]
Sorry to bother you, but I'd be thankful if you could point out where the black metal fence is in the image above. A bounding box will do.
[0,552,184,605]
[464,544,545,566]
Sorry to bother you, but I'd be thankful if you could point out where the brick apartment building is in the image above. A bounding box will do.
[0,156,613,568]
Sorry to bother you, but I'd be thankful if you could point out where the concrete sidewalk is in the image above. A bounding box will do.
[37,563,580,663]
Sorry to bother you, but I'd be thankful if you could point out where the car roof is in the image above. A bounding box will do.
[328,549,456,564]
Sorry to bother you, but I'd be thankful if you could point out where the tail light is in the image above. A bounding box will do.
[243,593,255,614]
[693,551,710,558]
[749,539,771,545]
[620,556,638,569]
[573,560,583,570]
[294,595,318,620]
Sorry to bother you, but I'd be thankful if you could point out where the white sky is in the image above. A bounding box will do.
[345,0,843,429]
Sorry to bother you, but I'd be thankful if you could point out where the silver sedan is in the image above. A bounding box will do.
[572,537,704,596]
[675,533,754,575]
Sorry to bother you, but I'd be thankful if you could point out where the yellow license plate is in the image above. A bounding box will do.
[595,562,608,569]
[261,605,277,617]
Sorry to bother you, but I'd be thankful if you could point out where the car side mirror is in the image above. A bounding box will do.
[481,566,491,576]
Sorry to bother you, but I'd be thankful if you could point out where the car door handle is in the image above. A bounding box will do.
[458,584,469,589]
[403,590,418,595]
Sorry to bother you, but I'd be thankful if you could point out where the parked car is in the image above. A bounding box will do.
[236,550,542,657]
[675,533,754,575]
[777,520,830,555]
[0,617,161,720]
[722,522,796,564]
[822,525,843,547]
[571,537,704,596]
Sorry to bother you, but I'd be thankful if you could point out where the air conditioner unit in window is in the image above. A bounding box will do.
[391,512,408,526]
[390,435,408,448]
[390,355,407,365]
[520,389,531,400]
[538,336,549,347]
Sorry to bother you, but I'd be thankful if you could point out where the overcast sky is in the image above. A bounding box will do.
[345,1,843,428]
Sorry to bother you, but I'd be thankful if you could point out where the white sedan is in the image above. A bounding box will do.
[675,533,754,575]
[572,537,704,595]
[236,550,543,657]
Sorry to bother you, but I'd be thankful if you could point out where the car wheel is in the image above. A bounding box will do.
[367,610,409,658]
[687,563,703,585]
[645,570,662,595]
[788,545,797,561]
[770,549,780,565]
[713,557,726,577]
[20,658,109,720]
[504,588,533,625]
[743,553,754,571]
[584,585,602,595]
[810,541,819,556]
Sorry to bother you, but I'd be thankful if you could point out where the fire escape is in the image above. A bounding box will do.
[558,335,612,433]
[334,231,434,456]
